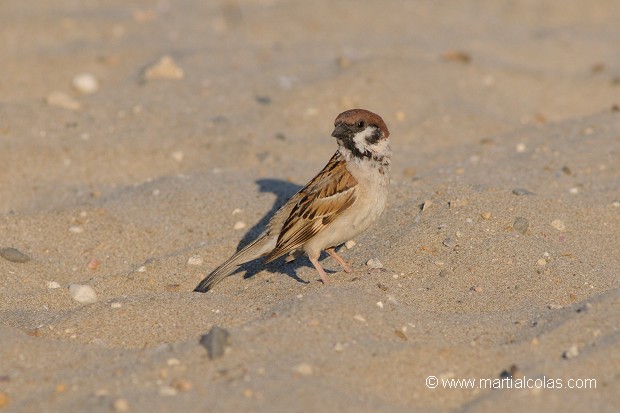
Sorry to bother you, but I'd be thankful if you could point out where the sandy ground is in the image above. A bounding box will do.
[1,0,619,412]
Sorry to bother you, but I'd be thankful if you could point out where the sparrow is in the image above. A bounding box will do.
[194,108,391,292]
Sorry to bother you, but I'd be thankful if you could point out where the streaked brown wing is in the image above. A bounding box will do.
[264,152,357,262]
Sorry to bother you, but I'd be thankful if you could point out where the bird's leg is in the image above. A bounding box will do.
[309,256,331,285]
[326,247,353,273]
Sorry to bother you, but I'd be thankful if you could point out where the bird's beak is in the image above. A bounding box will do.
[331,124,349,140]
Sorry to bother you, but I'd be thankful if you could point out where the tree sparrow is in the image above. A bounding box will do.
[194,109,391,292]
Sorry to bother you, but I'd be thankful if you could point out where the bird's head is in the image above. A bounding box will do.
[331,109,390,162]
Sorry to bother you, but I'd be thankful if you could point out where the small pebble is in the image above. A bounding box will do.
[353,314,367,323]
[344,240,356,249]
[0,392,8,408]
[158,386,178,396]
[537,258,547,266]
[171,379,193,392]
[46,91,81,110]
[293,363,313,376]
[512,188,535,196]
[137,266,147,273]
[421,199,433,211]
[513,217,529,234]
[47,281,61,289]
[569,187,579,194]
[233,221,246,230]
[470,286,483,293]
[199,326,231,359]
[112,398,129,412]
[87,258,100,270]
[187,255,203,266]
[0,247,31,263]
[72,73,99,94]
[144,55,184,80]
[562,345,579,359]
[394,330,407,341]
[333,342,344,352]
[481,212,492,220]
[612,200,620,207]
[232,208,242,215]
[110,302,122,308]
[516,143,527,153]
[376,301,384,309]
[171,151,184,162]
[69,284,98,304]
[69,226,83,234]
[366,258,383,269]
[442,238,456,248]
[551,219,566,231]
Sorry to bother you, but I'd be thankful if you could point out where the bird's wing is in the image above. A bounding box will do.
[264,152,357,262]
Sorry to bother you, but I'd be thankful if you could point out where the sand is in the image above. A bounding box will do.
[1,0,619,412]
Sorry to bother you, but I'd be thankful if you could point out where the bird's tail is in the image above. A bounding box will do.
[194,234,275,292]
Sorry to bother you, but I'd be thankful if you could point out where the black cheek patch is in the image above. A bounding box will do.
[365,127,381,145]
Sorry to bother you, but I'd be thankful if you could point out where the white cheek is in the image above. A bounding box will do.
[352,128,374,152]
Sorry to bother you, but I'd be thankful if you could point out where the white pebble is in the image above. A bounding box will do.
[158,386,178,396]
[46,91,81,110]
[366,258,383,269]
[563,344,579,359]
[516,143,527,153]
[376,301,384,309]
[69,226,83,234]
[233,221,246,230]
[333,342,344,352]
[612,201,620,208]
[187,255,203,266]
[137,266,147,273]
[110,302,122,308]
[551,219,566,231]
[69,284,98,304]
[344,240,356,249]
[353,314,367,322]
[232,208,242,215]
[167,358,181,366]
[72,73,99,94]
[537,258,547,266]
[113,398,130,412]
[293,363,313,376]
[47,281,61,289]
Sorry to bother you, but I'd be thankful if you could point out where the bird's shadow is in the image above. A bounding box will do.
[234,178,329,284]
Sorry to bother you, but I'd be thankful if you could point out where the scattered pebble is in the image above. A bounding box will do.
[366,258,383,269]
[612,200,620,207]
[551,219,566,231]
[69,284,98,304]
[516,143,527,153]
[72,73,99,94]
[353,314,367,323]
[143,55,184,80]
[112,398,129,412]
[470,286,483,293]
[293,363,313,376]
[376,301,384,309]
[0,247,31,263]
[137,266,147,273]
[87,258,100,270]
[171,379,193,392]
[441,50,471,63]
[513,217,529,234]
[394,330,407,341]
[569,187,579,194]
[110,302,122,308]
[421,199,433,212]
[480,212,492,220]
[199,326,231,359]
[333,342,344,352]
[233,221,246,230]
[171,151,184,162]
[442,238,457,248]
[232,208,242,215]
[187,255,203,266]
[344,240,356,249]
[512,188,535,196]
[69,226,84,234]
[47,281,61,289]
[562,344,579,359]
[46,91,81,110]
[158,386,178,396]
[537,258,547,266]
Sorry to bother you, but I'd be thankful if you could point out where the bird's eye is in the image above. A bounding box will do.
[357,120,365,128]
